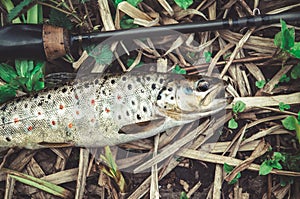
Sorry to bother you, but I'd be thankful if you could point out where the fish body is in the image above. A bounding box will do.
[0,72,226,148]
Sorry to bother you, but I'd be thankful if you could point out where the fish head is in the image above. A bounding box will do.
[156,74,227,119]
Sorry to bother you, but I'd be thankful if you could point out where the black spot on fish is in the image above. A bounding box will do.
[38,101,43,106]
[128,84,132,90]
[170,96,174,100]
[168,87,173,92]
[140,89,144,93]
[62,87,67,93]
[54,87,59,91]
[137,77,141,82]
[47,94,51,99]
[84,83,90,88]
[94,79,99,84]
[159,78,164,84]
[143,106,147,112]
[131,100,135,105]
[122,76,127,81]
[1,116,5,123]
[118,115,122,120]
[126,111,130,116]
[157,86,166,100]
[24,103,28,108]
[137,114,142,120]
[146,76,151,81]
[0,104,7,111]
[66,131,71,137]
[111,79,115,84]
[16,98,21,103]
[34,93,39,98]
[151,83,156,90]
[164,105,167,109]
[5,137,11,142]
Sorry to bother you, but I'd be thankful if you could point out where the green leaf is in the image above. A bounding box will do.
[279,74,290,83]
[127,0,142,7]
[271,161,283,170]
[204,51,212,63]
[88,45,113,65]
[291,64,300,79]
[30,62,45,91]
[49,8,73,30]
[127,58,143,68]
[114,0,142,7]
[0,84,17,103]
[172,65,187,74]
[278,102,290,111]
[281,116,297,131]
[120,17,139,29]
[223,163,234,173]
[297,111,300,122]
[255,80,266,89]
[174,0,193,9]
[228,118,238,129]
[232,100,246,114]
[229,172,241,185]
[0,63,18,83]
[7,0,34,22]
[259,161,273,175]
[289,42,300,59]
[114,0,124,7]
[3,168,72,198]
[180,191,189,199]
[273,152,285,162]
[280,19,295,50]
[223,163,241,184]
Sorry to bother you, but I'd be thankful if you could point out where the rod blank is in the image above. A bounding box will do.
[0,11,299,60]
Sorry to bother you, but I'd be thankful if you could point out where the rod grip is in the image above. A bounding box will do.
[0,24,69,60]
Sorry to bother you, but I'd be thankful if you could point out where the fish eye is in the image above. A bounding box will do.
[196,79,209,92]
[183,87,193,95]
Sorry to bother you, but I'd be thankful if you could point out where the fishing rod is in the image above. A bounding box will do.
[0,11,299,61]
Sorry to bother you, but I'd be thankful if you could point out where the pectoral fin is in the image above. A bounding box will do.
[119,118,166,134]
[37,142,75,148]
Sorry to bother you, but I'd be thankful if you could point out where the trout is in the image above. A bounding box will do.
[0,72,226,148]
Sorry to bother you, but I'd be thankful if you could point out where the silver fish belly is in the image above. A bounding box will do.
[0,72,226,148]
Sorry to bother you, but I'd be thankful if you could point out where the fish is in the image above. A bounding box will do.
[0,72,226,149]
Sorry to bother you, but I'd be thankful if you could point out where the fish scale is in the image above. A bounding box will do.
[0,72,226,148]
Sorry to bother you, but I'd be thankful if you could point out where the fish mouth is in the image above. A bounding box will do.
[199,82,228,112]
[201,83,224,106]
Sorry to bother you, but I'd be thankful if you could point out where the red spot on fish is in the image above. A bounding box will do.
[28,126,33,131]
[91,99,95,105]
[76,110,80,115]
[14,118,19,123]
[52,121,56,125]
[75,94,79,100]
[117,95,122,100]
[68,123,73,128]
[91,118,95,123]
[105,108,110,113]
[38,112,41,115]
[59,104,64,109]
